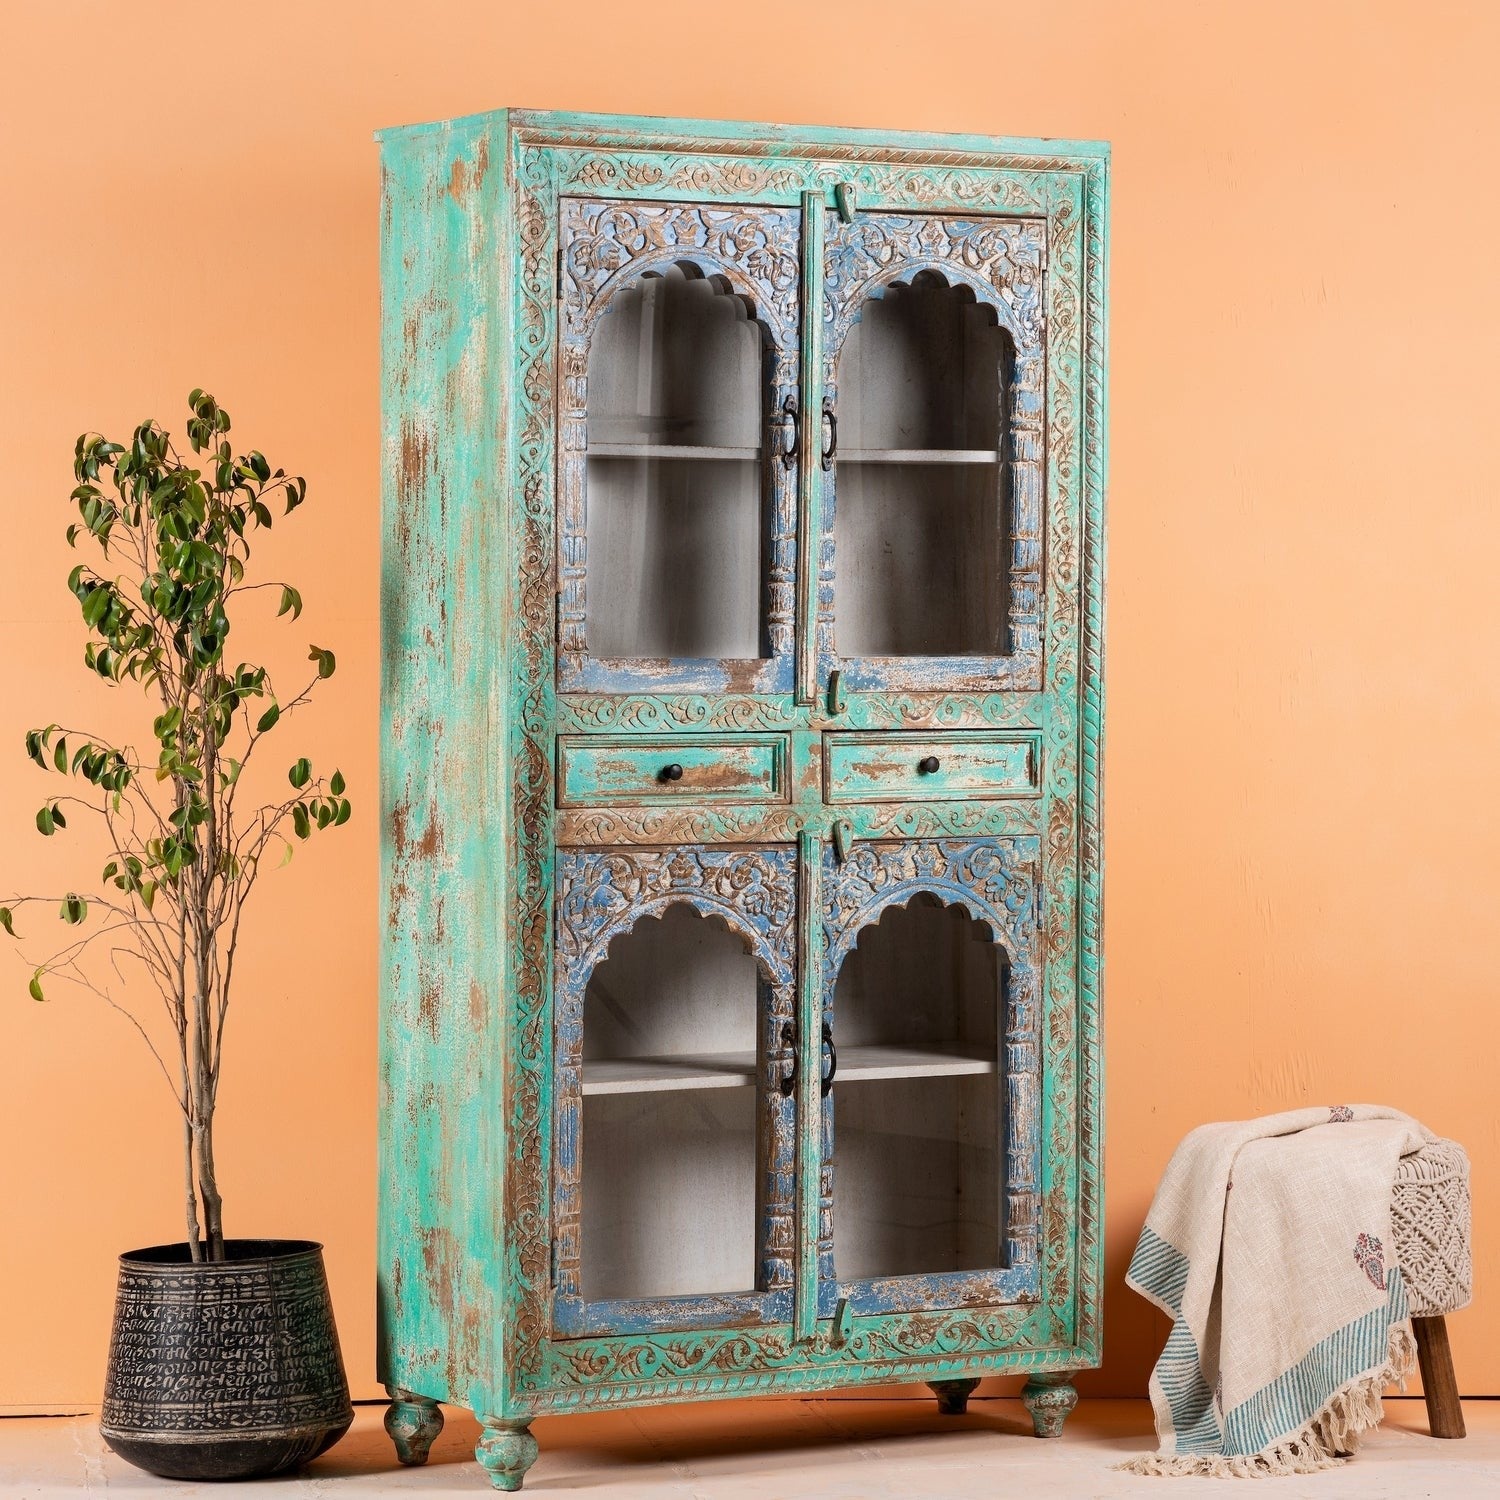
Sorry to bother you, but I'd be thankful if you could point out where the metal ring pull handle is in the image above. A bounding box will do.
[821,401,837,471]
[778,1022,797,1097]
[780,395,799,469]
[661,762,684,782]
[821,1020,837,1096]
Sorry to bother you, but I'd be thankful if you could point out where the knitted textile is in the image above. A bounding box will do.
[1393,1138,1472,1317]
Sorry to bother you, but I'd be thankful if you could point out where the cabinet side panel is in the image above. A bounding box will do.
[379,113,509,1411]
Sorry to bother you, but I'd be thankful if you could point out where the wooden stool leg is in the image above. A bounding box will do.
[1413,1315,1466,1438]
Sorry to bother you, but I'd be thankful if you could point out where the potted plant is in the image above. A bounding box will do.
[4,391,354,1480]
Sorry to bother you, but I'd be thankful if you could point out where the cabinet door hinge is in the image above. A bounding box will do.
[549,1238,559,1288]
[555,245,563,297]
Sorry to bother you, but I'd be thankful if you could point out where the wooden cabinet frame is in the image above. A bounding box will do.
[379,109,1107,1490]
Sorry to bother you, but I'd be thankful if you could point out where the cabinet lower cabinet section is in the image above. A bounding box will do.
[380,109,1107,1490]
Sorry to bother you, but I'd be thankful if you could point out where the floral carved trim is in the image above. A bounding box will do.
[556,695,806,734]
[560,199,799,345]
[557,845,797,980]
[824,213,1046,353]
[506,141,564,1394]
[539,1301,1065,1402]
[557,806,806,847]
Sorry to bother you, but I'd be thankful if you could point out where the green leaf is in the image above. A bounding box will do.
[256,702,280,733]
[289,757,311,789]
[139,880,156,912]
[335,797,351,826]
[329,769,345,796]
[36,805,55,836]
[292,803,311,840]
[25,730,45,767]
[0,907,15,938]
[29,969,44,1003]
[277,584,302,620]
[309,644,335,679]
[60,894,87,925]
[82,584,111,628]
[53,737,68,772]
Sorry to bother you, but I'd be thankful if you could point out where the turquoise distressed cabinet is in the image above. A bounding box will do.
[378,109,1107,1491]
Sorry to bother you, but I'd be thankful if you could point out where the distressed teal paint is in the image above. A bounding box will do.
[823,731,1041,803]
[378,110,510,1422]
[557,734,789,806]
[380,107,1108,1487]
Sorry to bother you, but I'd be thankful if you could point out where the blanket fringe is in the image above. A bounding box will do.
[1117,1321,1417,1478]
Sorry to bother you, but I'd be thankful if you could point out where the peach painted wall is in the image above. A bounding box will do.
[2,0,1495,1412]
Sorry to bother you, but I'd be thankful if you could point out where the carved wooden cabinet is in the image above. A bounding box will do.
[378,109,1108,1491]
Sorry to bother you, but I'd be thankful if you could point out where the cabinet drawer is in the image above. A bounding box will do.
[823,732,1040,804]
[558,735,789,807]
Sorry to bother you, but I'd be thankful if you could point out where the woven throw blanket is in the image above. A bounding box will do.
[1124,1105,1431,1477]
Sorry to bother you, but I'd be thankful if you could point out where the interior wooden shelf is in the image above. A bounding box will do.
[582,1043,996,1096]
[587,442,762,461]
[839,448,998,465]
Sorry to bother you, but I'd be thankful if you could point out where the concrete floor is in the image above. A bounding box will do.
[3,1397,1496,1498]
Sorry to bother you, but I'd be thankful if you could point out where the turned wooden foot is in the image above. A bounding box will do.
[384,1386,443,1465]
[1414,1315,1466,1438]
[477,1417,539,1492]
[928,1377,981,1414]
[1022,1372,1077,1438]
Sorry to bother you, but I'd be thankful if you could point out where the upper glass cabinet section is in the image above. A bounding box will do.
[821,212,1048,695]
[557,199,800,696]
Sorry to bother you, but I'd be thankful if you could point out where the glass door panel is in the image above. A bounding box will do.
[820,213,1048,695]
[834,278,1010,659]
[830,896,1001,1281]
[586,267,765,661]
[579,906,759,1301]
[554,846,796,1337]
[820,839,1043,1315]
[557,199,800,695]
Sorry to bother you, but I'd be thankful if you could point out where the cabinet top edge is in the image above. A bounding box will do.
[373,106,1110,165]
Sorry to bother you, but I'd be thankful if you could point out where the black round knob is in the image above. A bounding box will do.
[661,762,684,782]
[918,755,941,775]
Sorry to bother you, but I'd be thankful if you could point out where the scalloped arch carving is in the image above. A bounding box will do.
[822,838,1037,975]
[557,846,798,993]
[823,212,1046,361]
[561,200,799,349]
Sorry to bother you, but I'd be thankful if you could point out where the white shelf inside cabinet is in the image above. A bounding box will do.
[838,449,998,465]
[581,1044,996,1096]
[587,443,762,461]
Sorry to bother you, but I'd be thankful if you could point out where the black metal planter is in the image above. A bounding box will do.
[100,1239,352,1481]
